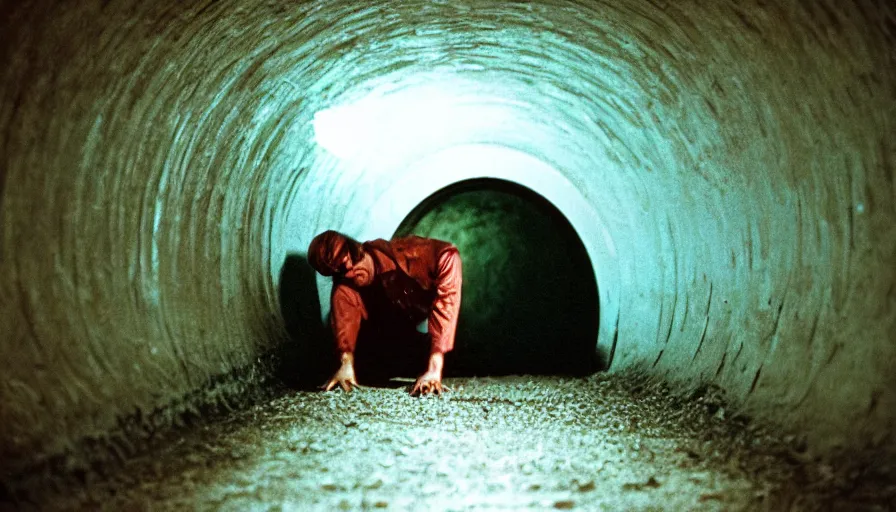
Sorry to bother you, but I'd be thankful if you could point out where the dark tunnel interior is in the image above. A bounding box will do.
[394,179,601,377]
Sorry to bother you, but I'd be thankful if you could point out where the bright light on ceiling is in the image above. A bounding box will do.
[312,87,461,160]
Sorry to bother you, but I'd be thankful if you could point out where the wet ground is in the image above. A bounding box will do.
[6,373,895,511]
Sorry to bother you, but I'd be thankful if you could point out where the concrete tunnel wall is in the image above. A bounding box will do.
[1,0,894,476]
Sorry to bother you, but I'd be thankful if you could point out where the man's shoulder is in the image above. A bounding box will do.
[388,235,454,252]
[390,234,435,244]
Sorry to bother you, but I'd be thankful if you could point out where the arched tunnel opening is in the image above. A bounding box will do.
[393,178,601,377]
[1,0,895,509]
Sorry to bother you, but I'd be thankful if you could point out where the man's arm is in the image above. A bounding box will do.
[411,248,462,396]
[323,284,367,392]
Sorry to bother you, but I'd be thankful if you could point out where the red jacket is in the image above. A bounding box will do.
[330,236,463,354]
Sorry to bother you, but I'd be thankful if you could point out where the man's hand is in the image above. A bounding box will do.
[411,370,444,396]
[322,352,360,392]
[410,352,447,396]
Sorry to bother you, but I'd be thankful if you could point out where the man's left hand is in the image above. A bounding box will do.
[411,370,445,396]
[411,351,447,396]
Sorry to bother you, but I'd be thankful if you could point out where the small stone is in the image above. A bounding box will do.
[622,477,661,491]
[554,500,575,509]
[575,480,596,492]
[487,480,506,492]
[817,464,834,480]
[185,454,205,464]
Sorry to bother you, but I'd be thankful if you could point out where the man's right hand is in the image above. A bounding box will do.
[322,353,360,392]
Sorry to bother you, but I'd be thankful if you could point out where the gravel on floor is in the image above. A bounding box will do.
[5,372,895,511]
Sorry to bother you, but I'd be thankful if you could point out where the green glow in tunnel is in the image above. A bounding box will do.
[394,179,600,376]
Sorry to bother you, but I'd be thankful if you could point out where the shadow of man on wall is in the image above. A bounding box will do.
[276,253,332,390]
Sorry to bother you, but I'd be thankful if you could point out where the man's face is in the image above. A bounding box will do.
[333,241,375,287]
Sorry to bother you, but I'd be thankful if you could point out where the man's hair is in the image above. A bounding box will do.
[307,230,363,276]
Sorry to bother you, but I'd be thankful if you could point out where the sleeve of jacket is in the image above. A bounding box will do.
[330,283,368,353]
[428,247,462,354]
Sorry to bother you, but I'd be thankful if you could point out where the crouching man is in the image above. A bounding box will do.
[307,230,462,396]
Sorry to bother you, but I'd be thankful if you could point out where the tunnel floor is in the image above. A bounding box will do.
[14,374,894,511]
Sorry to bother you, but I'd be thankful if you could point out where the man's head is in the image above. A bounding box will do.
[308,230,376,287]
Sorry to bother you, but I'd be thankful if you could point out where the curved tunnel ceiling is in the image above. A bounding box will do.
[1,0,894,474]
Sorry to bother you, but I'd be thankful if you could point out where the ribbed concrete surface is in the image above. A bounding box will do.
[1,0,894,481]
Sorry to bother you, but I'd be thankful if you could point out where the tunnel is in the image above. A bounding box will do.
[391,177,600,377]
[1,0,894,509]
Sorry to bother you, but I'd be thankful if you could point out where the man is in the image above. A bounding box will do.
[307,230,462,396]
